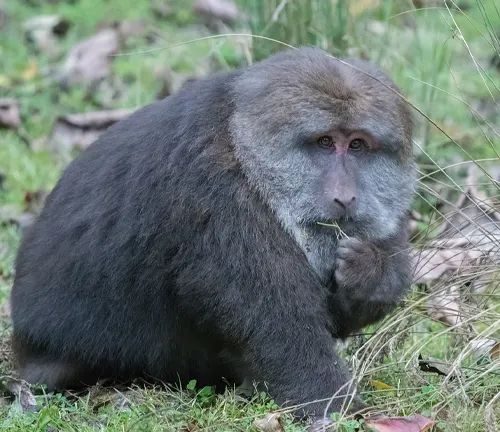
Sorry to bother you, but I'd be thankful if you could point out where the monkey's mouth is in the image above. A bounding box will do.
[315,216,351,226]
[313,216,358,233]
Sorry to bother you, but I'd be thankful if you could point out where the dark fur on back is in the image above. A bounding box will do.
[11,47,415,416]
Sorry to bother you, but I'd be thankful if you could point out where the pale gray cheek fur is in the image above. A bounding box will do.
[355,156,416,240]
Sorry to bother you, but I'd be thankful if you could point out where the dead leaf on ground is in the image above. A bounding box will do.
[0,98,21,129]
[23,15,70,57]
[365,414,434,432]
[468,338,497,359]
[193,0,242,26]
[253,413,284,432]
[418,354,462,380]
[412,167,500,327]
[490,342,500,360]
[438,185,500,249]
[412,246,482,283]
[152,0,174,19]
[0,205,36,229]
[426,282,464,327]
[54,20,153,91]
[24,189,48,215]
[47,109,135,157]
[0,376,39,413]
[54,29,119,89]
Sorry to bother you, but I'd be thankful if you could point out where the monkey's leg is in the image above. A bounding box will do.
[234,320,361,418]
[13,337,98,390]
[183,268,362,417]
[19,358,95,390]
[12,334,97,389]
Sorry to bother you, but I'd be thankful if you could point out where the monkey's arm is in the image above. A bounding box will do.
[330,222,412,338]
[173,186,363,416]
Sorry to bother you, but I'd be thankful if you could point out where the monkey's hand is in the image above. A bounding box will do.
[335,237,382,295]
[332,234,412,335]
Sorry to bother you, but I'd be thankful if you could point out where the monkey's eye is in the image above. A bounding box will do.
[349,139,366,151]
[317,136,334,149]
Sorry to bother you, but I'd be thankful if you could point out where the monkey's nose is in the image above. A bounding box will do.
[333,196,356,215]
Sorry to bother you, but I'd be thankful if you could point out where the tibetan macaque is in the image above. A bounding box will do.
[10,47,416,421]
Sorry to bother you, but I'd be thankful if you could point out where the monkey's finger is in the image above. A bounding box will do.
[338,237,365,253]
[336,247,361,260]
[335,257,348,268]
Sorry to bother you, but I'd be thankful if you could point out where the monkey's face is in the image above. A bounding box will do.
[231,48,416,241]
[298,128,416,240]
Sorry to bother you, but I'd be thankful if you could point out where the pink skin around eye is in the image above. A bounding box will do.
[331,131,377,156]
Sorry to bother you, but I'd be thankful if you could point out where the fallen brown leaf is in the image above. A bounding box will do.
[418,354,461,379]
[54,29,119,88]
[412,246,482,283]
[412,173,500,326]
[24,189,49,215]
[48,108,136,155]
[468,338,497,359]
[0,376,39,413]
[193,0,242,26]
[490,342,500,360]
[0,98,21,129]
[23,15,70,57]
[253,413,284,432]
[152,0,174,19]
[426,282,463,327]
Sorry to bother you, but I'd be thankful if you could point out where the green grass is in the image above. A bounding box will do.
[1,0,499,430]
[0,383,306,432]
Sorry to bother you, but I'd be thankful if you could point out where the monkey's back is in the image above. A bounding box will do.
[10,71,248,382]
